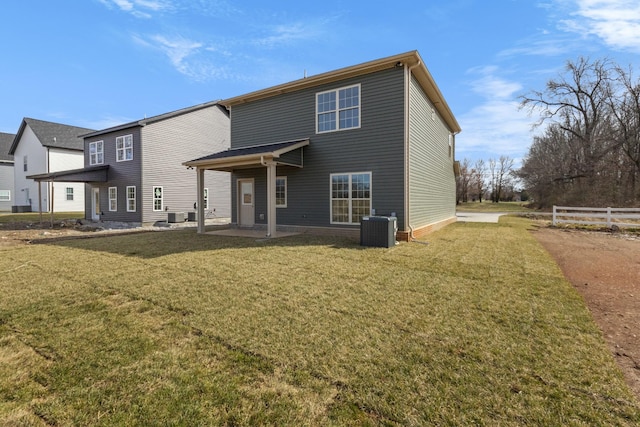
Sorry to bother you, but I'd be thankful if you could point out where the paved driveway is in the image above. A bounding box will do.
[456,212,505,223]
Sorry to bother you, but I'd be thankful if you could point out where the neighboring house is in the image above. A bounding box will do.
[9,118,94,213]
[185,51,461,240]
[31,101,230,224]
[0,132,16,211]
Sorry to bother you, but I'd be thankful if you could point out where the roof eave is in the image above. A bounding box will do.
[219,51,422,107]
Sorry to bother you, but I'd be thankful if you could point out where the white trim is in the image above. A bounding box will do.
[330,171,372,225]
[126,186,136,212]
[116,134,133,162]
[108,186,117,212]
[89,141,104,165]
[65,187,74,201]
[276,176,287,208]
[203,187,209,210]
[0,189,10,201]
[316,83,361,134]
[153,186,163,212]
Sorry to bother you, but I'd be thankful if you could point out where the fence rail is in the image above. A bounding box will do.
[552,205,640,228]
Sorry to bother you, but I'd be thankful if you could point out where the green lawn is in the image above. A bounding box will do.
[1,217,638,425]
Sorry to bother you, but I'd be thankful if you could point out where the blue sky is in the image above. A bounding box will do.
[1,0,639,165]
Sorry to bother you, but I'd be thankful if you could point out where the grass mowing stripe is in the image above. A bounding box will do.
[1,217,638,425]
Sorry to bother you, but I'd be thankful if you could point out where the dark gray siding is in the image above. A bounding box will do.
[230,67,406,229]
[84,127,143,222]
[408,75,456,228]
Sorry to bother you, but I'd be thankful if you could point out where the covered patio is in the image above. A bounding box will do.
[26,165,109,226]
[183,138,309,238]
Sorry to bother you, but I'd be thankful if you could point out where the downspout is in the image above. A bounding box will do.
[405,60,421,240]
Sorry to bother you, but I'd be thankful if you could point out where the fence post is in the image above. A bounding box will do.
[607,207,612,227]
[552,205,557,226]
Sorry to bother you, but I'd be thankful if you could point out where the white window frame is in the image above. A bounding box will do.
[276,177,287,208]
[116,134,133,162]
[89,141,104,165]
[316,84,361,134]
[153,186,163,212]
[66,187,74,201]
[0,190,10,201]
[108,187,117,211]
[330,172,372,225]
[126,186,136,212]
[203,188,209,210]
[23,155,28,172]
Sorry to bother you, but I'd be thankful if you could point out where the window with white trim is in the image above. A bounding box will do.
[203,188,209,210]
[89,141,104,165]
[0,190,10,201]
[126,186,136,212]
[330,172,371,224]
[316,84,360,133]
[276,177,287,208]
[66,187,74,201]
[108,187,117,211]
[23,156,28,172]
[153,186,163,211]
[116,134,133,162]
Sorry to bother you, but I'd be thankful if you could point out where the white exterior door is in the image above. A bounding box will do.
[238,179,254,227]
[92,188,100,221]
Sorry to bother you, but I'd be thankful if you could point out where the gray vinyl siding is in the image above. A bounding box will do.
[141,105,231,222]
[230,67,407,229]
[84,128,143,222]
[408,75,456,228]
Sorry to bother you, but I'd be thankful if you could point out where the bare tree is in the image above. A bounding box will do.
[518,57,640,207]
[471,159,486,203]
[456,158,472,203]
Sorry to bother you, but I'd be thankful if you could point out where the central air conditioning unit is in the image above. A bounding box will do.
[360,216,397,248]
[167,212,185,223]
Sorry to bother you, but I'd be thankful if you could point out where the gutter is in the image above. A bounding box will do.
[405,60,421,240]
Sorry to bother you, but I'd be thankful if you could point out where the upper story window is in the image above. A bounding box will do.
[116,135,133,162]
[23,156,28,172]
[89,141,104,165]
[316,84,360,133]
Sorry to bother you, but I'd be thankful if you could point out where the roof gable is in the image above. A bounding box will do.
[220,50,460,134]
[0,132,16,162]
[9,118,95,154]
[81,100,226,139]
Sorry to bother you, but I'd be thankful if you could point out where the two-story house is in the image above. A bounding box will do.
[29,101,231,224]
[9,118,95,213]
[185,51,461,240]
[0,132,15,211]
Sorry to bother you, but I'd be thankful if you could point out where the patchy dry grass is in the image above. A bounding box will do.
[1,217,638,425]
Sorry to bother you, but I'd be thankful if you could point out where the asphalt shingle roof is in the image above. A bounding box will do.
[9,118,95,154]
[0,132,15,162]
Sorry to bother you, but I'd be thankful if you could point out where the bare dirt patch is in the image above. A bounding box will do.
[532,226,640,401]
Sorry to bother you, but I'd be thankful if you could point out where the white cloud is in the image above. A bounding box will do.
[99,0,171,18]
[455,69,535,164]
[133,34,228,81]
[559,0,640,51]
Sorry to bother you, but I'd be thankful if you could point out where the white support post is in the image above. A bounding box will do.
[197,168,206,234]
[607,207,612,227]
[266,162,277,237]
[552,205,557,226]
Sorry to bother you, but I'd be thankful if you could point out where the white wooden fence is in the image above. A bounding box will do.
[552,205,640,228]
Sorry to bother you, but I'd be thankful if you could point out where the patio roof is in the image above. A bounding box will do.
[183,138,309,171]
[27,165,109,182]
